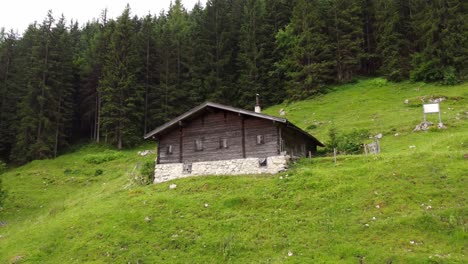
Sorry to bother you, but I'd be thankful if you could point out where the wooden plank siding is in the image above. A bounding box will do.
[158,128,181,164]
[156,105,322,164]
[158,111,281,164]
[182,111,244,163]
[280,124,317,158]
[244,117,278,158]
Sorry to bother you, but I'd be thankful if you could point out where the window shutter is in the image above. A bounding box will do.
[166,145,173,154]
[219,138,228,149]
[195,139,203,151]
[256,135,264,145]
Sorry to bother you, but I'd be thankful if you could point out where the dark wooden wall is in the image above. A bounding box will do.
[244,117,279,158]
[158,110,280,164]
[182,111,244,163]
[158,127,181,164]
[158,110,319,164]
[280,125,317,158]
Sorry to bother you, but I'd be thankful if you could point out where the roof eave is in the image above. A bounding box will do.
[143,101,288,139]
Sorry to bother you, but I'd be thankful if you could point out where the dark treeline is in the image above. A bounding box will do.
[0,0,466,163]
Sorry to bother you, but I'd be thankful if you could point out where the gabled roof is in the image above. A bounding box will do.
[144,102,324,147]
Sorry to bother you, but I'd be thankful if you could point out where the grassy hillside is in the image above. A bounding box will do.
[0,79,466,263]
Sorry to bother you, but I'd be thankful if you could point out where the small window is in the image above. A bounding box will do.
[166,145,173,154]
[256,135,264,145]
[195,139,203,151]
[219,138,228,149]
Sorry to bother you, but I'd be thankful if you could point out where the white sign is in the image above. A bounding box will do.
[423,103,440,114]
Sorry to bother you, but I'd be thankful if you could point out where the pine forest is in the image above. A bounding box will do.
[0,0,466,164]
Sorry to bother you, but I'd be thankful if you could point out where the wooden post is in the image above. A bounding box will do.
[364,144,368,157]
[276,126,280,154]
[308,151,312,160]
[179,126,183,163]
[333,148,337,165]
[156,140,161,164]
[241,115,246,158]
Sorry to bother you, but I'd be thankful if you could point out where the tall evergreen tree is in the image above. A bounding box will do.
[99,6,143,148]
[410,0,468,83]
[375,0,413,81]
[262,0,294,105]
[327,0,364,83]
[137,14,157,134]
[237,0,265,108]
[276,0,335,100]
[0,31,18,161]
[202,0,241,103]
[48,16,75,157]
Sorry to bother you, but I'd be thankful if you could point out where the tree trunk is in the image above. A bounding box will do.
[53,96,61,158]
[96,92,101,143]
[144,38,149,134]
[0,56,10,125]
[333,5,343,82]
[38,39,49,141]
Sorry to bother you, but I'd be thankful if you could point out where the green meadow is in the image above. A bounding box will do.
[0,79,466,263]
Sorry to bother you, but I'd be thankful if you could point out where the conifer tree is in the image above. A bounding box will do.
[48,16,75,157]
[0,31,18,160]
[12,13,56,162]
[327,0,364,83]
[262,0,294,105]
[99,5,143,148]
[202,0,239,103]
[276,0,335,100]
[374,0,413,81]
[410,0,467,83]
[137,14,156,134]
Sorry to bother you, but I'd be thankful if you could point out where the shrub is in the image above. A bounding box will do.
[130,161,155,186]
[83,150,124,164]
[94,169,103,176]
[0,161,6,208]
[442,67,458,85]
[326,128,370,154]
[371,78,388,87]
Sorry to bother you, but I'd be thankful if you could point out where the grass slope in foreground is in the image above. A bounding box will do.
[0,78,467,263]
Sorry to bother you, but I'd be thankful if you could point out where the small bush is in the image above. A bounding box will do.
[0,161,6,208]
[442,67,459,85]
[94,169,103,176]
[130,161,155,185]
[84,150,124,164]
[326,128,370,154]
[306,124,318,130]
[0,161,6,174]
[371,78,388,87]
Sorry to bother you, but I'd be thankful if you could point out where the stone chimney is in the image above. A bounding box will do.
[255,94,261,113]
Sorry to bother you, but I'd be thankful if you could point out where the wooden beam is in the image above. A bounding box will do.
[179,127,183,163]
[241,116,246,158]
[277,126,280,154]
[156,140,161,164]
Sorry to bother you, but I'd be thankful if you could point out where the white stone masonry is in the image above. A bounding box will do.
[154,155,290,184]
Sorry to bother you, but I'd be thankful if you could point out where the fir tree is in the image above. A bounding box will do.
[237,0,265,108]
[99,6,143,148]
[276,0,335,100]
[411,0,468,83]
[327,0,364,83]
[375,0,413,81]
[0,31,18,161]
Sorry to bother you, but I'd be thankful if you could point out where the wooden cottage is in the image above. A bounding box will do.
[144,102,324,183]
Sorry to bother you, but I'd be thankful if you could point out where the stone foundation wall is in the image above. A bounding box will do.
[154,155,290,184]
